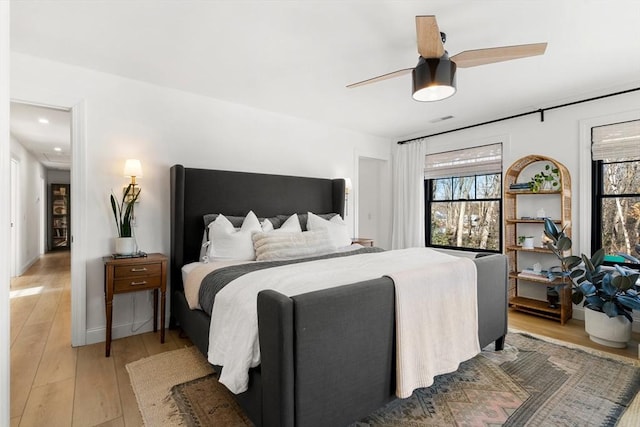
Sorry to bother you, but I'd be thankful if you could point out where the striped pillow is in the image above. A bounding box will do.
[252,230,336,261]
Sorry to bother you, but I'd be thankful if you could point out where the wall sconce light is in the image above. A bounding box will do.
[123,159,143,203]
[344,178,352,216]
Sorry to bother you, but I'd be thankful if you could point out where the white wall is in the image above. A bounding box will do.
[1,1,11,424]
[9,135,46,273]
[10,52,392,344]
[47,169,70,185]
[413,89,640,325]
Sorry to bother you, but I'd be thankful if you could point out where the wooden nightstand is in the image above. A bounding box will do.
[352,238,374,247]
[103,253,167,357]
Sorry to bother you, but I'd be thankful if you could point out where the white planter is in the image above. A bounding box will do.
[584,308,632,348]
[114,237,136,255]
[522,237,534,249]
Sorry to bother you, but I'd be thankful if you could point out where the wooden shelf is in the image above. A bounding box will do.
[509,296,563,321]
[50,184,70,251]
[508,272,564,285]
[505,218,561,224]
[506,189,562,195]
[505,245,553,254]
[504,155,572,325]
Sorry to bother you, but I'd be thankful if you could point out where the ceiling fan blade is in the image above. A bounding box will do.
[346,68,413,88]
[416,15,444,58]
[451,42,547,68]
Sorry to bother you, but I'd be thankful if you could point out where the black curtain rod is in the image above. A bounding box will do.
[397,86,640,144]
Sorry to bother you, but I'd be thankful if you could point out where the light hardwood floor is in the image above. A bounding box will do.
[9,251,640,426]
[10,251,191,427]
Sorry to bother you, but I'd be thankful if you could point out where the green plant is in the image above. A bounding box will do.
[110,184,140,237]
[543,218,640,322]
[517,235,534,245]
[529,164,560,193]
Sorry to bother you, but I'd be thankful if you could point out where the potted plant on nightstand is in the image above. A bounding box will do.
[110,184,140,255]
[544,218,640,348]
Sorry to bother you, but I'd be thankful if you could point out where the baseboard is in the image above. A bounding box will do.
[85,319,161,345]
[18,254,40,276]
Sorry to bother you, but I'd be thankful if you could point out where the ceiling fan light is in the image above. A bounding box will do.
[412,58,457,102]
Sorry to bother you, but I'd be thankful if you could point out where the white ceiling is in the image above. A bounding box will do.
[10,102,71,170]
[9,1,640,146]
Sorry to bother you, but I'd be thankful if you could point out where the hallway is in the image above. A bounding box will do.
[10,251,189,426]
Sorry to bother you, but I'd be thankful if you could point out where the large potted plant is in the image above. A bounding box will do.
[543,218,640,347]
[110,184,140,255]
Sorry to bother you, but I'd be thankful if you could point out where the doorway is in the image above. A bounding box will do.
[9,102,71,274]
[8,97,87,347]
[357,157,391,249]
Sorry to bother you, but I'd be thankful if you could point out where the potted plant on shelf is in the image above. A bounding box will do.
[543,218,640,348]
[529,164,560,192]
[518,235,535,249]
[110,184,140,255]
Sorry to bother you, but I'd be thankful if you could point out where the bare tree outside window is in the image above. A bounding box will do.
[592,119,640,266]
[428,174,501,251]
[597,159,640,262]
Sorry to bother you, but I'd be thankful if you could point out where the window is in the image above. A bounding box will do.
[592,120,640,268]
[425,143,502,252]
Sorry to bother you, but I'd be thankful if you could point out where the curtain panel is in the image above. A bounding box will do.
[391,140,426,249]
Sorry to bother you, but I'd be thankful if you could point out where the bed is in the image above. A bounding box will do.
[169,164,508,427]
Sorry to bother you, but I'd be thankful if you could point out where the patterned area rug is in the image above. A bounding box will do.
[129,333,640,426]
[169,373,252,426]
[355,332,640,426]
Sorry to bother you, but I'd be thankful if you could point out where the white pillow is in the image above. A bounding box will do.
[207,211,262,261]
[306,212,351,248]
[261,218,275,232]
[262,213,303,233]
[252,229,336,261]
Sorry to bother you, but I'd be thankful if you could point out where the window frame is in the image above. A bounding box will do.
[424,173,503,253]
[591,157,640,269]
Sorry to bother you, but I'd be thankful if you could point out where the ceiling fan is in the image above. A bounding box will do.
[347,15,547,102]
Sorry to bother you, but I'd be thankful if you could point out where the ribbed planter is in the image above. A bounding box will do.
[584,308,631,348]
[114,237,136,255]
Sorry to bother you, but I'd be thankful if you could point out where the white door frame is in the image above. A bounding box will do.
[10,95,87,347]
[70,101,87,346]
[10,158,19,277]
[40,176,45,255]
[1,2,12,424]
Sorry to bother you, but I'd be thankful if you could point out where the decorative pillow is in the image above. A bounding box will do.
[199,231,209,262]
[296,212,336,231]
[203,213,246,229]
[207,211,262,261]
[262,213,303,233]
[306,212,351,248]
[252,229,336,261]
[261,218,275,232]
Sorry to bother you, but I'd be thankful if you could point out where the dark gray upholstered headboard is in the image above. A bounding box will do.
[170,165,346,291]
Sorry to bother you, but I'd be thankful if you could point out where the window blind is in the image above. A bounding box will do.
[424,143,502,179]
[592,119,640,161]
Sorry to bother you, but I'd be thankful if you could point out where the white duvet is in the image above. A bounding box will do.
[207,247,479,395]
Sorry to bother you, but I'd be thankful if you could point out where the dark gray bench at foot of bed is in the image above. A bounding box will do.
[255,253,508,427]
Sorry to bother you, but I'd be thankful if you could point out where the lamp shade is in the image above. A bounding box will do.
[412,57,457,102]
[344,178,352,193]
[123,159,143,178]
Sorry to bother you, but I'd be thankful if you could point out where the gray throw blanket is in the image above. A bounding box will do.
[199,246,384,316]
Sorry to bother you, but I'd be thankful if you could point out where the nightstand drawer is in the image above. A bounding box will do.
[114,263,161,278]
[114,275,161,292]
